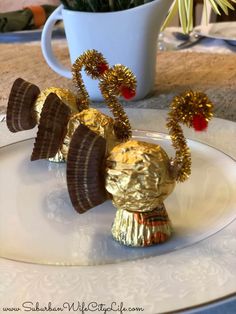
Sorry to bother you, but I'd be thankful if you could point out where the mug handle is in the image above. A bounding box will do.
[41,5,72,79]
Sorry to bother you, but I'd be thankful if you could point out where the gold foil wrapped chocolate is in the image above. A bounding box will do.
[105,140,175,212]
[105,140,175,246]
[77,108,120,153]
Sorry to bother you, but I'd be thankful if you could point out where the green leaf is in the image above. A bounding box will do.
[178,0,188,33]
[208,0,221,15]
[187,0,193,32]
[215,0,229,14]
[161,0,179,31]
[108,0,114,11]
[86,0,97,12]
[218,0,235,10]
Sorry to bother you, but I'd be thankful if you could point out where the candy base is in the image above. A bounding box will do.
[111,203,173,247]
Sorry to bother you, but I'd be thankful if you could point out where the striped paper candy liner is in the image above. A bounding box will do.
[7,78,40,132]
[31,93,70,161]
[67,124,107,214]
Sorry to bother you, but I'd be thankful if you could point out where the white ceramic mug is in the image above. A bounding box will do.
[41,0,173,101]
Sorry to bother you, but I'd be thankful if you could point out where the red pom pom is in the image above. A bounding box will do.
[97,63,109,75]
[121,86,136,100]
[192,114,208,131]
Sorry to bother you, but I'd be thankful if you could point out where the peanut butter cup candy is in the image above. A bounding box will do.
[67,124,107,214]
[7,78,40,132]
[31,93,70,161]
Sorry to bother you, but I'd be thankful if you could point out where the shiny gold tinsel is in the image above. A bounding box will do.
[72,49,109,112]
[99,65,137,141]
[167,90,214,182]
[72,50,136,141]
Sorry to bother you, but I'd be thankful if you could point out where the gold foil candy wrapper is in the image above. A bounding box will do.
[105,140,175,212]
[112,205,172,247]
[77,108,120,153]
[51,108,120,162]
[33,87,78,124]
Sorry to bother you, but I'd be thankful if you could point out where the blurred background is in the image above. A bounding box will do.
[1,0,235,26]
[0,0,60,12]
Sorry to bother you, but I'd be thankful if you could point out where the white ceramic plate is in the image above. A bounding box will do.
[0,109,236,313]
[1,131,236,268]
[195,22,236,44]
